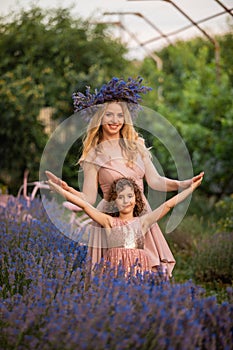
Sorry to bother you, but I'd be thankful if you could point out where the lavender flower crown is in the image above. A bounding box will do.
[72,77,152,119]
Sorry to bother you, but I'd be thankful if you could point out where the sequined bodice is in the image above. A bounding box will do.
[106,217,144,249]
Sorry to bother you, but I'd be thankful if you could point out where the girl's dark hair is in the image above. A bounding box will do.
[107,177,145,217]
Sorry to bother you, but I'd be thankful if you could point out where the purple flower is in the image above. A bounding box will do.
[72,76,152,113]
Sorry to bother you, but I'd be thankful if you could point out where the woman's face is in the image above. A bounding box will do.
[101,102,124,139]
[115,185,136,215]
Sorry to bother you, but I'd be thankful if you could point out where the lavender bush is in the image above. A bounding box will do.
[1,197,233,350]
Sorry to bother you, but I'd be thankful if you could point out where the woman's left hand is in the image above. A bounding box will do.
[178,171,204,189]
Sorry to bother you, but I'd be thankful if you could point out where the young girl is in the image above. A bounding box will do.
[48,173,203,277]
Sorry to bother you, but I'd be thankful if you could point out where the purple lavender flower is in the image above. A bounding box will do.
[1,196,233,350]
[72,76,152,113]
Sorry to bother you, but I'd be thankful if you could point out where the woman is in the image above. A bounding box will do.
[48,175,203,277]
[46,77,204,277]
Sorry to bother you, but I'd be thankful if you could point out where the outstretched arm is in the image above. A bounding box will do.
[141,173,204,234]
[45,164,98,205]
[46,171,82,196]
[177,172,204,189]
[47,180,113,228]
[143,155,204,192]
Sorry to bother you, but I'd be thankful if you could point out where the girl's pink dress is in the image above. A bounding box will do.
[104,217,150,274]
[86,152,176,277]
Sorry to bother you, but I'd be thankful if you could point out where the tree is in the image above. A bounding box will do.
[0,6,130,194]
[139,31,233,197]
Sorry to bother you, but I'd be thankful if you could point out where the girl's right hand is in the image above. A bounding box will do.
[47,180,65,197]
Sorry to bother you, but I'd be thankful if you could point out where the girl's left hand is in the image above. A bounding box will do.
[179,171,204,189]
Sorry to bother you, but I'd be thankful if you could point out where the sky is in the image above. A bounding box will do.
[1,0,232,59]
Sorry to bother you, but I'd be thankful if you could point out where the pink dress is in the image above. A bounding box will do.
[86,152,176,277]
[104,217,150,274]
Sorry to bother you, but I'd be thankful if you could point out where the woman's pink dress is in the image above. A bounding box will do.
[86,152,176,277]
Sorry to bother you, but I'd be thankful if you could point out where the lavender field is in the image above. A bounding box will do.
[1,197,233,350]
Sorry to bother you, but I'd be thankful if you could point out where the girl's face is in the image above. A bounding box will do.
[101,102,124,139]
[115,185,136,215]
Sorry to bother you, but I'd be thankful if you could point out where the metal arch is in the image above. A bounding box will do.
[104,11,173,45]
[127,0,233,81]
[127,0,232,41]
[163,0,221,82]
[117,22,163,70]
[141,8,233,46]
[91,19,164,99]
[214,0,233,17]
[91,20,163,70]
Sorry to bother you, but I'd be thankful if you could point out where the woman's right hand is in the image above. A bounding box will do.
[45,171,70,191]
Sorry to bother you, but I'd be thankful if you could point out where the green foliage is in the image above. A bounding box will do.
[214,195,233,232]
[163,194,233,291]
[0,71,46,192]
[140,31,233,197]
[164,214,209,281]
[166,215,206,254]
[192,232,233,284]
[0,6,130,194]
